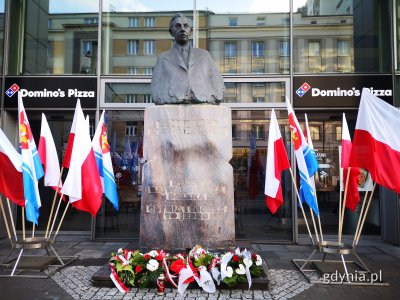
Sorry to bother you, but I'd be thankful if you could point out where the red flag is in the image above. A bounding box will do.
[341,113,361,211]
[265,110,290,214]
[349,88,400,193]
[63,99,81,168]
[0,128,25,206]
[61,106,102,216]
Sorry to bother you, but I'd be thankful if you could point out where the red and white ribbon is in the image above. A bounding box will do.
[109,264,129,293]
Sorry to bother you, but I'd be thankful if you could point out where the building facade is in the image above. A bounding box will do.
[0,0,399,244]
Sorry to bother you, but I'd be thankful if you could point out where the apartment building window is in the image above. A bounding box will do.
[144,68,153,75]
[224,83,237,102]
[252,83,265,103]
[252,42,264,58]
[251,42,264,73]
[337,39,351,71]
[229,17,238,26]
[309,41,320,57]
[251,125,265,140]
[224,42,237,73]
[280,41,290,57]
[129,17,139,27]
[126,94,137,103]
[144,40,155,55]
[256,17,266,26]
[84,18,98,24]
[144,17,155,27]
[308,41,321,71]
[127,40,139,55]
[47,41,53,58]
[128,67,138,75]
[48,19,53,29]
[279,41,290,71]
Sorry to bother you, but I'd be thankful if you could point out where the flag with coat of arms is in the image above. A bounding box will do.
[92,110,119,211]
[287,101,319,216]
[18,92,44,224]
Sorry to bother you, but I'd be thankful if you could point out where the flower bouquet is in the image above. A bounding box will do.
[220,248,264,288]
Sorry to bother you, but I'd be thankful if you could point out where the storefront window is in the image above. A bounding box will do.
[293,0,390,74]
[8,0,99,75]
[95,110,144,238]
[231,109,292,240]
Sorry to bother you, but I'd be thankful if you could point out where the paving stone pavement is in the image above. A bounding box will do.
[1,235,399,299]
[51,266,313,299]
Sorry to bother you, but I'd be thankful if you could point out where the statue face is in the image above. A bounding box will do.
[169,16,192,46]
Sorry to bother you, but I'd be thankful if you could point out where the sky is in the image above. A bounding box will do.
[49,0,307,14]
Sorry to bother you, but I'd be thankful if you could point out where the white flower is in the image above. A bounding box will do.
[117,248,123,253]
[235,264,246,275]
[146,259,159,271]
[148,250,158,258]
[243,257,253,268]
[225,266,233,278]
[255,255,262,266]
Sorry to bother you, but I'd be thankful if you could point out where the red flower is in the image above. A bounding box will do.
[135,265,143,273]
[156,254,163,261]
[144,254,150,260]
[252,253,257,260]
[232,255,240,262]
[170,259,185,274]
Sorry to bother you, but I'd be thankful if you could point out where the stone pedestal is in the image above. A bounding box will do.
[139,105,235,250]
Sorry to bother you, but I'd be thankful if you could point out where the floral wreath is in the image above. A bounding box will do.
[109,245,264,294]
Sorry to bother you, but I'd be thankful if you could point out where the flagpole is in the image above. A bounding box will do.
[0,197,13,246]
[338,167,351,244]
[352,189,370,247]
[32,222,35,238]
[48,193,64,238]
[45,167,64,238]
[354,182,376,248]
[22,207,26,241]
[338,189,343,243]
[288,168,315,245]
[6,198,17,241]
[309,208,320,243]
[52,202,70,243]
[312,190,324,242]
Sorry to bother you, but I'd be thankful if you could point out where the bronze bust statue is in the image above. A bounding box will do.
[151,13,224,105]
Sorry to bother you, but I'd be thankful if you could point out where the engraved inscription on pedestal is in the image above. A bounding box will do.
[140,105,235,250]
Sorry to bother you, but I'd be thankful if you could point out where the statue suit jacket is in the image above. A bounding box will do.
[151,45,224,104]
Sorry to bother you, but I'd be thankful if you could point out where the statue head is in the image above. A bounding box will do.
[169,13,193,46]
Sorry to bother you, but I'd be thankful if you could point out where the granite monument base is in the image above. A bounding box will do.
[139,105,235,250]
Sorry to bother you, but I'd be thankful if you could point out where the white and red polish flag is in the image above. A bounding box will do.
[62,99,81,169]
[341,113,360,211]
[265,109,290,214]
[61,105,103,216]
[38,113,62,193]
[0,128,25,206]
[349,88,400,193]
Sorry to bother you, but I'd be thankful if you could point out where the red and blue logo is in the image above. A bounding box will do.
[5,83,20,97]
[296,82,311,97]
